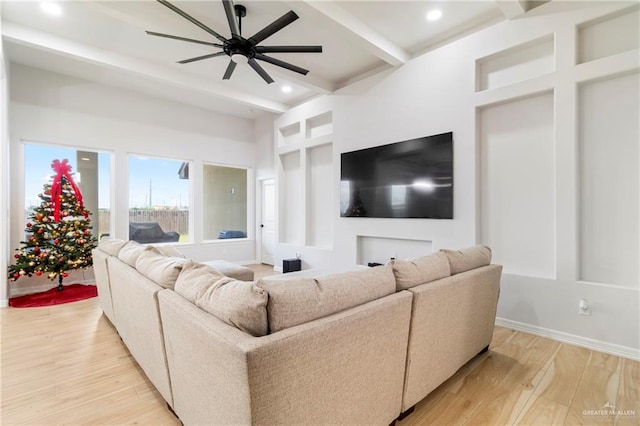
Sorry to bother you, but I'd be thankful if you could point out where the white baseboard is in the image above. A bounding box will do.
[0,299,8,308]
[495,317,640,361]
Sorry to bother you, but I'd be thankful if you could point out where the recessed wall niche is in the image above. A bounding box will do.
[578,7,640,65]
[278,151,303,245]
[579,72,639,287]
[357,236,432,266]
[479,92,556,279]
[305,112,333,139]
[306,144,333,248]
[276,110,335,252]
[278,122,301,146]
[476,34,554,92]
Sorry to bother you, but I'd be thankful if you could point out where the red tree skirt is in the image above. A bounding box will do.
[9,284,97,308]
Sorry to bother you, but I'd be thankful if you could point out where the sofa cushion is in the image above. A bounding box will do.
[391,252,451,290]
[135,247,186,289]
[117,241,146,267]
[175,261,268,337]
[202,259,254,281]
[257,265,396,333]
[440,245,492,275]
[152,244,185,258]
[99,237,125,257]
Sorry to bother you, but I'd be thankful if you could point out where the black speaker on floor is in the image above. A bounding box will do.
[283,258,301,273]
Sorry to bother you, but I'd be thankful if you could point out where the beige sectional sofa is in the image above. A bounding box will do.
[92,240,501,425]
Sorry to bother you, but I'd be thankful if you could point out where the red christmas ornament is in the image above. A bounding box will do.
[35,271,42,276]
[14,253,19,259]
[37,228,44,234]
[26,222,32,228]
[53,239,59,245]
[13,273,20,280]
[33,247,40,253]
[62,272,69,278]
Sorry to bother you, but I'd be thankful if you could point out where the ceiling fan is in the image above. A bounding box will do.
[146,0,323,84]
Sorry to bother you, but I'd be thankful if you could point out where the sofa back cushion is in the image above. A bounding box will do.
[99,237,126,257]
[257,265,396,333]
[174,261,268,337]
[135,247,186,289]
[151,244,185,258]
[117,241,146,267]
[440,245,492,275]
[390,252,451,290]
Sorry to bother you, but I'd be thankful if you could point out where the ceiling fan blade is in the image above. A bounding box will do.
[146,31,223,48]
[248,58,275,84]
[248,10,298,45]
[223,60,237,80]
[157,0,227,43]
[254,53,309,75]
[177,52,227,64]
[255,45,322,53]
[222,0,241,37]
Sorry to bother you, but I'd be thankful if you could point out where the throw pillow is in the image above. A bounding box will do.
[175,260,268,337]
[117,240,145,267]
[391,252,451,290]
[98,237,126,257]
[257,265,396,333]
[440,245,492,275]
[174,260,226,303]
[135,247,186,289]
[152,244,185,258]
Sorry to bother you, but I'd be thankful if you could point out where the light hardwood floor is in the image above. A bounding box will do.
[1,268,638,425]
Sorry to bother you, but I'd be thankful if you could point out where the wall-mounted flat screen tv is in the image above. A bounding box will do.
[340,132,453,219]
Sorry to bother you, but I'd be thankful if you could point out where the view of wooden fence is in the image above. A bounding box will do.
[97,209,188,236]
[23,209,189,239]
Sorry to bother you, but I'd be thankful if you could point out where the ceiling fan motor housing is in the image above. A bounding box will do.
[224,36,255,61]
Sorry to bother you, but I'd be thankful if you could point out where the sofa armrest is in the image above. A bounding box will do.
[92,248,114,323]
[159,289,413,426]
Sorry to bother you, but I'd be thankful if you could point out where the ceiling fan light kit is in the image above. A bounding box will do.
[147,0,323,84]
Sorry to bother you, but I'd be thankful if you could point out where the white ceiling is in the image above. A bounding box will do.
[1,1,539,119]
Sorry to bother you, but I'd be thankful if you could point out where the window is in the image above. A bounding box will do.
[128,155,190,243]
[203,164,248,240]
[24,144,111,238]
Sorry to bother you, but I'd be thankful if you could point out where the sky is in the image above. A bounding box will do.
[24,144,189,210]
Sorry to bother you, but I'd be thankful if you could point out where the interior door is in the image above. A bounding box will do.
[260,179,275,265]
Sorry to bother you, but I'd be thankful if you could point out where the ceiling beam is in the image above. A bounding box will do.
[291,1,409,67]
[2,22,288,114]
[495,1,529,19]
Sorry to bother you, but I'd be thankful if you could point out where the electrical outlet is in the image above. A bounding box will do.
[578,299,591,316]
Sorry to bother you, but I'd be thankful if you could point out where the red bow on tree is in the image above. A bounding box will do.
[50,159,87,222]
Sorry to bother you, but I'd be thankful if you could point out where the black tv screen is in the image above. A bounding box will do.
[340,132,453,219]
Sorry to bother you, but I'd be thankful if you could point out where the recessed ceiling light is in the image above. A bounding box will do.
[281,85,292,93]
[40,2,62,16]
[426,10,442,21]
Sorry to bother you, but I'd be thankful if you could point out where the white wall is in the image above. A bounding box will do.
[275,2,640,358]
[0,13,10,307]
[253,115,276,265]
[7,64,257,298]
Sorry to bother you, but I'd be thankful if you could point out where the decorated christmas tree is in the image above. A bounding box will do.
[8,159,97,291]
